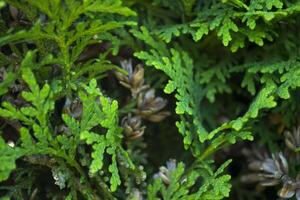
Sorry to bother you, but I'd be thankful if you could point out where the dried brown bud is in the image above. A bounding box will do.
[9,6,19,20]
[57,124,71,136]
[115,59,149,98]
[284,126,300,151]
[63,97,82,119]
[243,146,300,199]
[269,113,285,133]
[122,115,145,140]
[278,180,297,199]
[136,89,170,122]
[0,68,7,82]
[242,147,289,187]
[153,159,177,185]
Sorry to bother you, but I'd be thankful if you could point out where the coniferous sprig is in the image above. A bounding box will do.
[1,0,300,199]
[79,79,135,192]
[148,159,232,200]
[0,0,136,95]
[132,26,255,157]
[148,0,300,51]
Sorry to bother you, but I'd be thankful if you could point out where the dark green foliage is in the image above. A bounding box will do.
[1,0,300,199]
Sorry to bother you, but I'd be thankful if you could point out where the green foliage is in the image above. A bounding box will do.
[79,79,134,192]
[1,0,300,199]
[133,37,207,146]
[0,66,134,198]
[0,64,56,180]
[0,0,136,94]
[0,0,138,198]
[147,160,232,200]
[152,0,300,51]
[0,137,23,181]
[133,26,254,157]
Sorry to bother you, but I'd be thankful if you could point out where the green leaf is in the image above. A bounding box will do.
[278,67,300,99]
[0,137,23,181]
[79,79,133,191]
[84,0,136,16]
[190,22,209,41]
[135,44,208,145]
[209,83,277,139]
[148,160,232,200]
[155,25,184,43]
[266,0,283,10]
[217,18,238,46]
[19,127,34,148]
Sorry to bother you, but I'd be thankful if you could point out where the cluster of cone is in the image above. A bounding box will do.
[115,59,170,141]
[242,126,300,199]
